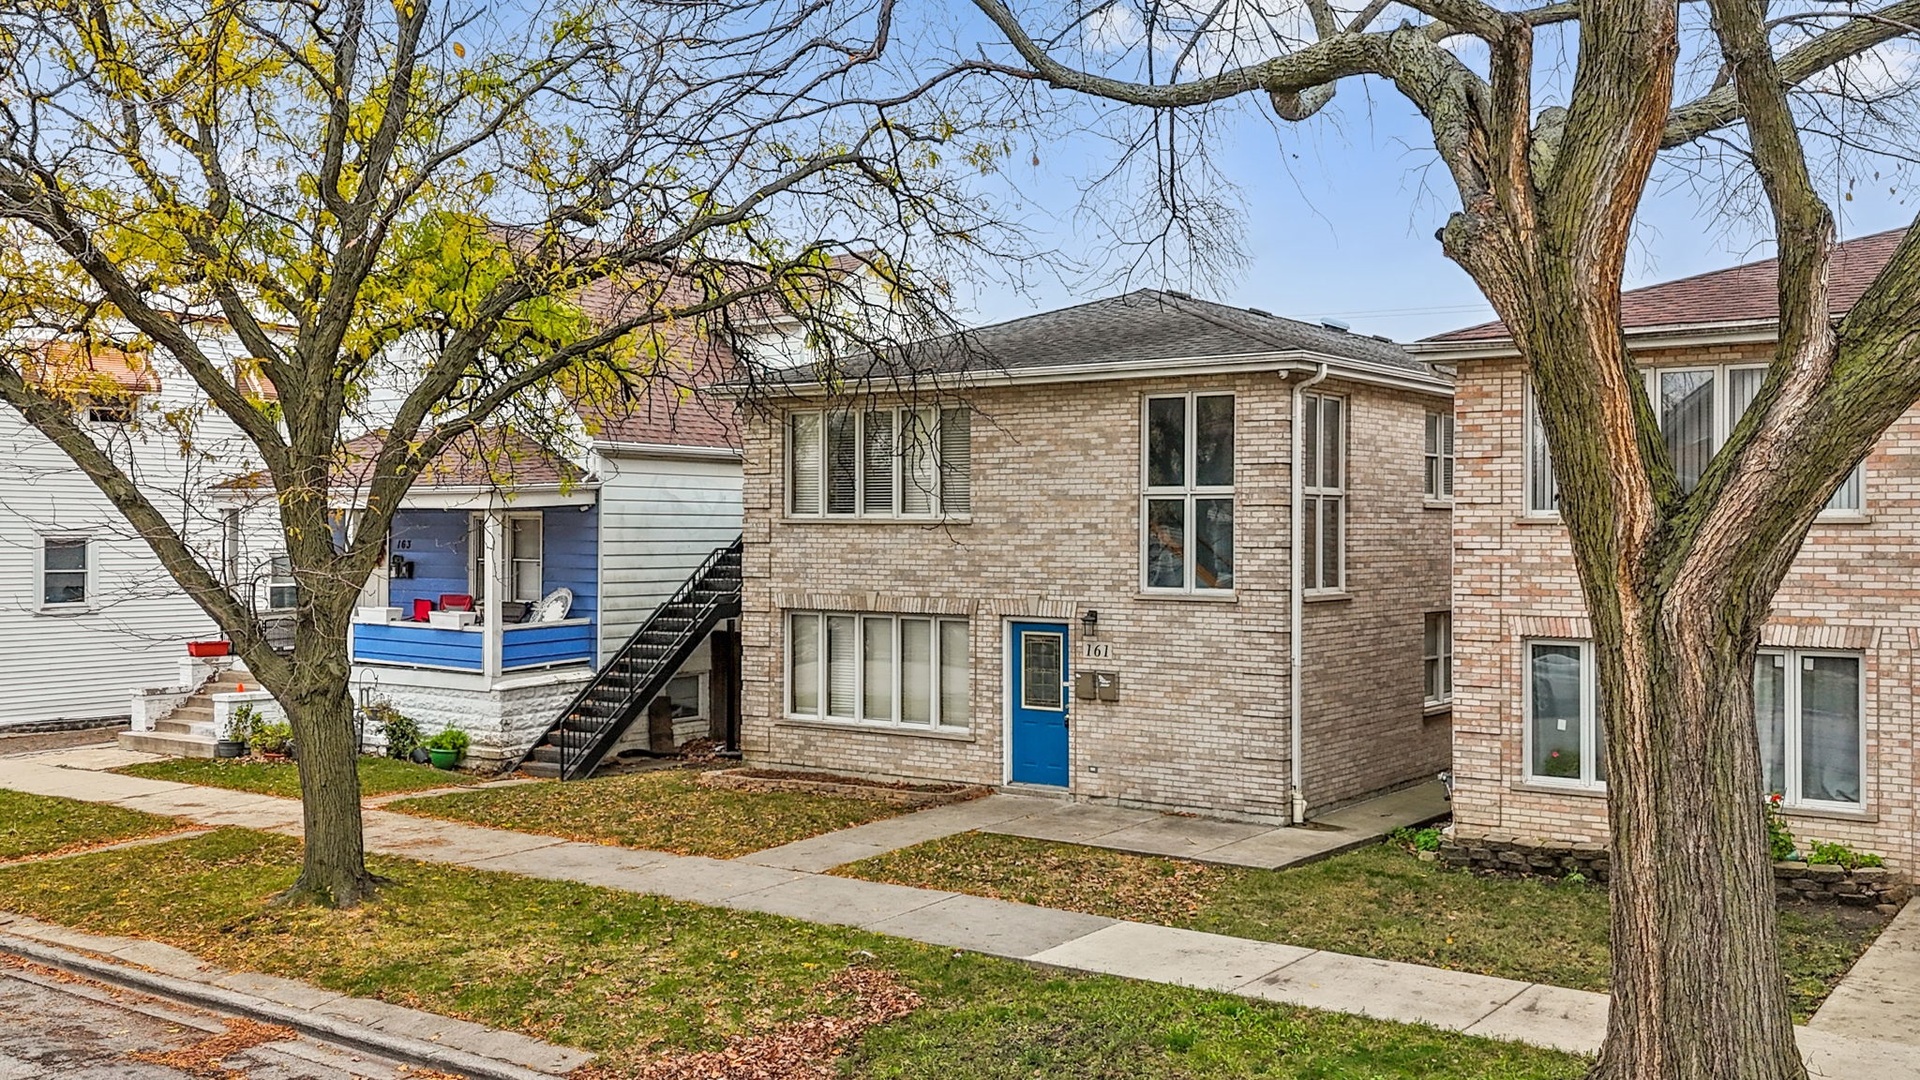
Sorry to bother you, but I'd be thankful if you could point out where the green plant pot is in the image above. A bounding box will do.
[427,748,461,770]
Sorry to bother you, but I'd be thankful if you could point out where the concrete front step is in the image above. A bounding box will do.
[117,729,218,759]
[152,720,216,737]
[518,761,561,779]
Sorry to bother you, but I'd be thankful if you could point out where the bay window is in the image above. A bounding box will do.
[1143,392,1236,593]
[787,611,970,728]
[788,407,972,518]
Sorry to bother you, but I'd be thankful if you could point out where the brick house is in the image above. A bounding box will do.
[736,290,1453,823]
[1413,228,1916,866]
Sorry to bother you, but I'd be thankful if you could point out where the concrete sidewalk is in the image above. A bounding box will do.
[2,749,1914,1072]
[745,780,1450,873]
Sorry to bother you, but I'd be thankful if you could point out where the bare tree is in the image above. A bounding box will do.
[956,0,1920,1077]
[0,0,1020,906]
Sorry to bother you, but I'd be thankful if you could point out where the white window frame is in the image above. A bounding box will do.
[785,406,970,520]
[784,610,970,730]
[1424,411,1455,501]
[1141,391,1236,595]
[657,671,707,721]
[1756,648,1866,812]
[1424,610,1453,707]
[1524,383,1561,518]
[222,509,242,586]
[1527,370,1866,517]
[1301,391,1346,594]
[265,554,298,611]
[37,535,93,612]
[468,512,544,603]
[1523,638,1606,790]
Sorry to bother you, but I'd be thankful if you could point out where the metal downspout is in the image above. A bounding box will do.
[1290,363,1330,824]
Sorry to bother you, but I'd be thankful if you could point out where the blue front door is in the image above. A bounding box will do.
[1010,622,1070,787]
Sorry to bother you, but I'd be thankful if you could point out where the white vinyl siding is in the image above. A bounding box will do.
[1142,392,1235,593]
[787,610,970,728]
[594,452,743,664]
[787,406,971,518]
[1301,392,1345,593]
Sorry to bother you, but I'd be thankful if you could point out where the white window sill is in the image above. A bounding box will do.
[1423,498,1454,510]
[1777,802,1876,824]
[1513,779,1608,799]
[777,716,975,742]
[781,515,972,527]
[1513,514,1564,526]
[1423,700,1452,717]
[1814,513,1871,526]
[1303,590,1351,603]
[1133,590,1238,603]
[35,604,95,616]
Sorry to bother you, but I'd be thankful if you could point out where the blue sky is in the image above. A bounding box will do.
[957,78,1918,343]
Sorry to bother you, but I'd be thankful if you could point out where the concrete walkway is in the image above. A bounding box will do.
[745,780,1450,873]
[2,749,1914,1073]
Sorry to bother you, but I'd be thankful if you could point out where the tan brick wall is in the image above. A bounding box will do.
[738,370,1452,824]
[1452,346,1920,867]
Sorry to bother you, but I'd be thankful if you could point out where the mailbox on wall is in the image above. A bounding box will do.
[1074,671,1120,702]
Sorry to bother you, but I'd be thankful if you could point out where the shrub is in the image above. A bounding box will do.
[1806,840,1885,870]
[252,721,295,757]
[1764,794,1797,862]
[367,701,422,760]
[425,726,470,756]
[226,703,264,745]
[1389,826,1442,853]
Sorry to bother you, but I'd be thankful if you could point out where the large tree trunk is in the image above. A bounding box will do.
[276,627,380,906]
[1595,602,1805,1080]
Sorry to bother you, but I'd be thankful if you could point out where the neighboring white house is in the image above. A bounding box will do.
[0,330,268,728]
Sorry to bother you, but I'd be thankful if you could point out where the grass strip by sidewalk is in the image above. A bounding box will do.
[0,828,1584,1079]
[389,768,911,858]
[0,789,185,862]
[115,756,475,800]
[834,831,1884,1023]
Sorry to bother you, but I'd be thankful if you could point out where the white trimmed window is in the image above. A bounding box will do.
[1526,370,1864,514]
[787,407,971,518]
[40,537,90,608]
[1143,392,1235,593]
[266,555,298,610]
[657,672,705,720]
[1754,649,1864,810]
[1525,639,1607,788]
[1424,611,1453,706]
[468,513,544,602]
[786,611,970,728]
[1302,391,1345,592]
[1425,412,1455,500]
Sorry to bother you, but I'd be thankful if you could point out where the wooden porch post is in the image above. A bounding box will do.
[482,510,505,679]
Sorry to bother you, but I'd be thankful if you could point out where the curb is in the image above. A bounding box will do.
[0,933,573,1080]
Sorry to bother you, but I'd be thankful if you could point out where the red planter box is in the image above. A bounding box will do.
[185,640,231,658]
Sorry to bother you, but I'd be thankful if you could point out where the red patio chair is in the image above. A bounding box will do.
[439,594,474,612]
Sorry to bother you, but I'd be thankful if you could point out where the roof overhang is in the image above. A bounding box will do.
[1411,319,1784,360]
[724,348,1452,399]
[590,439,743,461]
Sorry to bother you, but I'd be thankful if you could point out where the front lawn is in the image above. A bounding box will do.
[0,828,1584,1079]
[835,832,1884,1021]
[0,789,185,862]
[389,767,911,858]
[115,756,475,800]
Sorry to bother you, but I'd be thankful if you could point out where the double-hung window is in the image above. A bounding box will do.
[40,537,89,608]
[1143,393,1235,593]
[1754,649,1864,810]
[1301,392,1345,592]
[786,611,970,728]
[787,407,971,518]
[1424,611,1453,706]
[1525,639,1607,787]
[469,513,544,603]
[1424,412,1455,500]
[1527,367,1864,514]
[266,555,298,610]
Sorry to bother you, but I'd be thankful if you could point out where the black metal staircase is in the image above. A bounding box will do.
[514,537,741,780]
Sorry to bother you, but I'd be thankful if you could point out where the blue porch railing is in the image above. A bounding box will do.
[350,618,594,674]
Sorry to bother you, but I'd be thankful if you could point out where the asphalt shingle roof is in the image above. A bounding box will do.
[778,289,1429,383]
[1424,227,1911,344]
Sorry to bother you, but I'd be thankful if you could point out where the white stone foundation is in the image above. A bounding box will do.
[351,665,594,762]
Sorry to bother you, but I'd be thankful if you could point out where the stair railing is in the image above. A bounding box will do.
[518,536,743,779]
